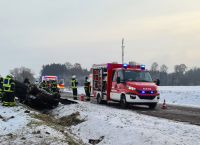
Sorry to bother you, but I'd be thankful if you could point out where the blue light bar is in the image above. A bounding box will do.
[123,64,128,69]
[141,65,145,70]
[141,90,146,94]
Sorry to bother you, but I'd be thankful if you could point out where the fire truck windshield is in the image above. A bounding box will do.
[124,70,153,82]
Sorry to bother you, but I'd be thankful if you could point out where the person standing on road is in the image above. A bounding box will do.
[24,78,30,86]
[84,76,91,101]
[40,80,48,91]
[3,75,16,106]
[51,80,59,93]
[71,75,78,100]
[0,75,4,102]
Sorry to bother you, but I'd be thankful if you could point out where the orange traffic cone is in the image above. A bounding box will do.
[162,99,167,109]
[80,94,85,101]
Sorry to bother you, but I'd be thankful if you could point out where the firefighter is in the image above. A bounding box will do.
[24,78,30,86]
[71,75,78,100]
[84,76,91,101]
[3,75,16,106]
[0,75,4,102]
[51,80,58,93]
[40,80,47,90]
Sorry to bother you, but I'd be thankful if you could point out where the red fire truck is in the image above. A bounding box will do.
[92,63,160,109]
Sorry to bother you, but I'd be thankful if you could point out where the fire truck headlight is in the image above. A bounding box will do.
[128,86,136,91]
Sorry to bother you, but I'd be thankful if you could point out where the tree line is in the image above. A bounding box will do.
[148,62,200,86]
[40,62,90,86]
[10,62,200,86]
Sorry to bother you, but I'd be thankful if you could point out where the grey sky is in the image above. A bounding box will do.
[0,0,200,76]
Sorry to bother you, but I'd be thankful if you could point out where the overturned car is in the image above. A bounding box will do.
[15,80,60,109]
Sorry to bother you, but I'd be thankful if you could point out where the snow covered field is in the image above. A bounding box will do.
[0,105,68,145]
[1,86,200,145]
[52,101,200,145]
[159,86,200,108]
[69,86,200,108]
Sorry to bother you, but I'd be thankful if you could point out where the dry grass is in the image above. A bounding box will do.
[58,112,85,126]
[29,111,85,145]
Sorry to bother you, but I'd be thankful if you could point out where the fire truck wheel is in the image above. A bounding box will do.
[148,103,157,109]
[120,95,127,109]
[97,94,102,104]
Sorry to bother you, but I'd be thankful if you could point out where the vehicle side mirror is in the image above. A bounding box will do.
[154,79,160,86]
[117,77,120,84]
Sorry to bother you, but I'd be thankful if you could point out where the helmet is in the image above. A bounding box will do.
[72,75,76,79]
[7,74,13,79]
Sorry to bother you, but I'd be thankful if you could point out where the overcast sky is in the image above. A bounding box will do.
[0,0,200,76]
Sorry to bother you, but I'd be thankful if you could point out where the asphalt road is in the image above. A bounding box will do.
[61,92,200,126]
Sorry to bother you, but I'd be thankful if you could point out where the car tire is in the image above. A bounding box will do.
[149,103,157,109]
[120,95,127,109]
[97,94,102,104]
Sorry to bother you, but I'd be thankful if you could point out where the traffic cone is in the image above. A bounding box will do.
[80,94,85,101]
[162,99,167,109]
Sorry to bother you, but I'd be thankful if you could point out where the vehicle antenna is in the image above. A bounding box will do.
[122,38,125,64]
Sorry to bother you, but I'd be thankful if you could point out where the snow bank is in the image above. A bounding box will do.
[52,102,200,145]
[0,105,68,145]
[159,86,200,108]
[0,105,30,135]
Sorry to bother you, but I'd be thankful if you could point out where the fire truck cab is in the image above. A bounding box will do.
[92,63,160,109]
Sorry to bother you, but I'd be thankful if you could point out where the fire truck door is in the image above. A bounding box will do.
[111,70,120,101]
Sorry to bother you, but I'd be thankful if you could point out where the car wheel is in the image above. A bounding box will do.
[97,94,102,104]
[120,96,127,109]
[149,103,157,109]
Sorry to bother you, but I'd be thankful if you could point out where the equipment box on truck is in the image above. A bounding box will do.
[92,63,160,109]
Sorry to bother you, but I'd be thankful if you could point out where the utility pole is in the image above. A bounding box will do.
[122,38,125,64]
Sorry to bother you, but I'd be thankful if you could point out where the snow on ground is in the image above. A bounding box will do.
[64,87,85,95]
[52,101,200,145]
[1,86,200,145]
[159,86,200,108]
[0,104,68,145]
[65,86,200,108]
[0,105,30,135]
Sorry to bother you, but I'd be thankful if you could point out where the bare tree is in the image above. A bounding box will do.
[65,62,73,69]
[174,64,187,74]
[151,62,159,72]
[10,67,35,83]
[160,64,168,73]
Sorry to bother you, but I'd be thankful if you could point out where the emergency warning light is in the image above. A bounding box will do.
[141,65,145,70]
[123,64,128,69]
[150,91,154,94]
[141,90,146,94]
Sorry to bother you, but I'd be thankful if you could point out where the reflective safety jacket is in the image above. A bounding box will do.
[71,79,78,89]
[40,82,47,89]
[0,77,3,92]
[84,80,90,89]
[3,77,15,92]
[52,81,57,89]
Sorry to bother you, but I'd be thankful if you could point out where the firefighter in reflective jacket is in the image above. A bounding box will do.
[0,76,4,102]
[51,80,59,93]
[40,81,47,90]
[84,76,91,101]
[71,75,78,100]
[3,75,16,106]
